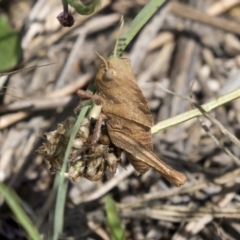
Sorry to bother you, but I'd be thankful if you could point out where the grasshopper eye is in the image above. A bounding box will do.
[103,68,116,81]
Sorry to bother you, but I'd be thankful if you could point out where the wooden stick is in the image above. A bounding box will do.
[169,2,240,35]
[207,0,240,16]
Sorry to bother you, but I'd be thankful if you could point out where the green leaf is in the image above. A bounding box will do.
[116,0,166,57]
[0,182,42,240]
[0,15,21,72]
[53,84,95,240]
[66,0,101,15]
[105,196,126,240]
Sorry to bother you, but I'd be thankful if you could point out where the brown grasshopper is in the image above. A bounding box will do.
[77,43,186,186]
[77,55,187,187]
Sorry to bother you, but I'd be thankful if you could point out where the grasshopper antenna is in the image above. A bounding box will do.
[95,51,108,70]
[113,16,124,57]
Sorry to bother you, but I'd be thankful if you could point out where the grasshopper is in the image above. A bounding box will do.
[77,55,186,187]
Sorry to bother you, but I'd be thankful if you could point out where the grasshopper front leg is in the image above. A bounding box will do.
[76,89,106,145]
[72,90,105,158]
[77,89,102,103]
[75,90,101,114]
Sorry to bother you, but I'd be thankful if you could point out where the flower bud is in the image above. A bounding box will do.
[57,11,75,27]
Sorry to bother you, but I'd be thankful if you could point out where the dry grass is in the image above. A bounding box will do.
[1,0,240,239]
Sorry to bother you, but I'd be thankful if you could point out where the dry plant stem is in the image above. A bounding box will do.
[81,164,135,203]
[200,121,240,166]
[191,101,240,165]
[45,73,93,98]
[87,221,110,240]
[0,74,92,128]
[175,215,213,238]
[9,131,41,189]
[207,0,240,16]
[194,104,240,151]
[56,13,120,87]
[158,84,240,164]
[173,172,239,237]
[120,205,240,221]
[0,96,72,113]
[0,15,119,128]
[56,30,86,88]
[169,2,240,35]
[57,14,120,87]
[0,112,30,129]
[118,168,240,209]
[0,63,57,77]
[148,32,174,51]
[151,88,240,134]
[118,181,209,209]
[129,3,169,73]
[138,41,175,86]
[166,30,199,117]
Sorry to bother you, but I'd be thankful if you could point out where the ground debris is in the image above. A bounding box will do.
[1,0,240,239]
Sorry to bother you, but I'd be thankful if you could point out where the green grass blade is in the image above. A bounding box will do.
[151,88,240,134]
[105,196,125,240]
[0,182,42,240]
[53,85,95,240]
[0,15,22,72]
[116,0,166,56]
[53,105,92,240]
[53,175,68,240]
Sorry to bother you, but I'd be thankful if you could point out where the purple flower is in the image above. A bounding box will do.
[57,11,75,27]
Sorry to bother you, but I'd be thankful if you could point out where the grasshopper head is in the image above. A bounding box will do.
[95,17,133,91]
[95,55,133,91]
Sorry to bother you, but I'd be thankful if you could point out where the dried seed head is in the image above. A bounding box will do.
[38,117,78,172]
[99,134,110,145]
[106,153,119,178]
[93,144,108,157]
[68,161,85,181]
[79,125,90,139]
[81,117,90,125]
[73,138,85,149]
[45,131,59,144]
[38,114,122,182]
[106,153,118,167]
[57,116,76,134]
[77,117,90,139]
[84,157,105,181]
